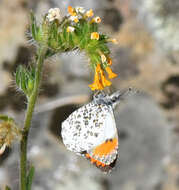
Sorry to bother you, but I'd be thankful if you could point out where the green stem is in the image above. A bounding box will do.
[20,47,46,190]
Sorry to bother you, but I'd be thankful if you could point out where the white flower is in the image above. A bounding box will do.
[93,16,101,23]
[69,15,79,23]
[75,6,86,14]
[47,8,62,22]
[67,26,75,32]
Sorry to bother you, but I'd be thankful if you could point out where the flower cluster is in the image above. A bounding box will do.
[31,6,118,91]
[66,6,118,90]
[0,116,21,155]
[89,63,117,90]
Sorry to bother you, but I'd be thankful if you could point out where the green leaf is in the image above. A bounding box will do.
[30,11,38,41]
[89,23,98,32]
[26,166,35,190]
[82,22,89,35]
[0,115,15,123]
[15,65,35,97]
[5,185,11,190]
[63,27,67,41]
[68,33,75,48]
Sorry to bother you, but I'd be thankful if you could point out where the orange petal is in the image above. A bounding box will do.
[89,82,104,91]
[89,70,104,90]
[107,57,112,65]
[101,73,112,87]
[68,6,76,16]
[105,67,117,79]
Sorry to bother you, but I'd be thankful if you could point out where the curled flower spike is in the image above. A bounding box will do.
[101,54,107,63]
[68,6,77,16]
[85,9,94,17]
[47,8,62,22]
[91,32,99,40]
[31,7,118,91]
[69,15,79,23]
[105,66,117,79]
[91,16,101,23]
[67,26,75,32]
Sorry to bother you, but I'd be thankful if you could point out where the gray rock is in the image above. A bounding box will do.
[105,93,170,190]
[132,0,179,52]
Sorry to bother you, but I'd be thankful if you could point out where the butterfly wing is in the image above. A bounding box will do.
[61,101,118,172]
[61,102,106,154]
[85,106,118,172]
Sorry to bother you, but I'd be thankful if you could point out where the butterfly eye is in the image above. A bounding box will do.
[111,98,116,103]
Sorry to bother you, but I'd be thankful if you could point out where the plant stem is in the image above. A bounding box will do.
[20,47,46,190]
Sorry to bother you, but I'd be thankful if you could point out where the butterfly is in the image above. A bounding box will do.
[61,88,133,172]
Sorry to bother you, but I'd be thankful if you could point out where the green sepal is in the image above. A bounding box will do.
[30,11,39,42]
[89,53,101,65]
[98,43,110,54]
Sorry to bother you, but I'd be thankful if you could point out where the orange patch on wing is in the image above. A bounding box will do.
[93,138,118,157]
[85,153,106,167]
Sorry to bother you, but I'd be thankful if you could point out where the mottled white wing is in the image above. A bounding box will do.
[61,102,113,154]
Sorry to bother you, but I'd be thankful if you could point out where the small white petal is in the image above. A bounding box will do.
[47,8,62,22]
[67,26,75,32]
[75,6,85,14]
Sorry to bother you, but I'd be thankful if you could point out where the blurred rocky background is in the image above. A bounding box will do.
[0,0,179,190]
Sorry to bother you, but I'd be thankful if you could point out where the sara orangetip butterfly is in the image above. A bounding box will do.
[61,88,132,172]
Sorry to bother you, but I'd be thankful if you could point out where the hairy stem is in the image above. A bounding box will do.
[20,47,46,190]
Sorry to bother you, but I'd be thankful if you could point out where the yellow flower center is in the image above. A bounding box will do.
[94,16,101,23]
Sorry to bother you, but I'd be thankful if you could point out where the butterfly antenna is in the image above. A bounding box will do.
[110,87,138,106]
